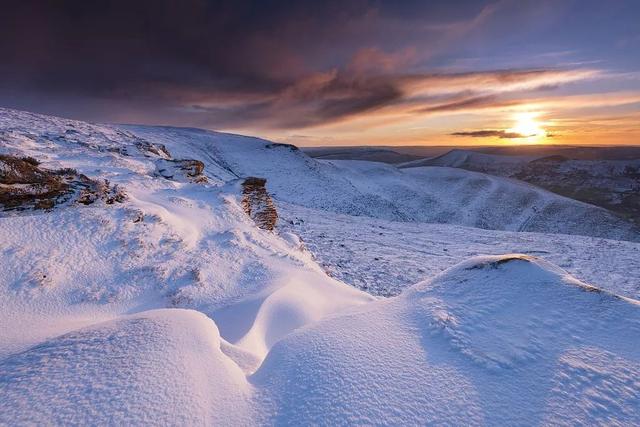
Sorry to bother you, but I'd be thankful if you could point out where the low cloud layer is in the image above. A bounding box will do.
[452,130,529,139]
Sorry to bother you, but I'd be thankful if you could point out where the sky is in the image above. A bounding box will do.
[1,0,639,146]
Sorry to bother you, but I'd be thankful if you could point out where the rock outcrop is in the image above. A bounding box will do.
[241,177,278,231]
[155,159,207,183]
[0,154,125,212]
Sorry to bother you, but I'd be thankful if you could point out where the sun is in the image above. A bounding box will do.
[508,112,547,141]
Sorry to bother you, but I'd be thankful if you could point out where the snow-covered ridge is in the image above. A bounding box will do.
[401,148,640,224]
[124,124,639,241]
[1,107,639,424]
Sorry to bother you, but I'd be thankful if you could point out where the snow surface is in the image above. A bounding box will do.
[253,255,640,425]
[280,203,640,298]
[1,107,639,425]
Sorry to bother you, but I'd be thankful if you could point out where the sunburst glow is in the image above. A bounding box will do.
[509,112,547,140]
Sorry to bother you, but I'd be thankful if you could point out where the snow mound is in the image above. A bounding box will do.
[252,255,640,425]
[0,309,255,425]
[409,255,639,369]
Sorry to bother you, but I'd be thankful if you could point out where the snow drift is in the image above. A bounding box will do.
[3,255,638,425]
[252,255,640,425]
[0,309,255,425]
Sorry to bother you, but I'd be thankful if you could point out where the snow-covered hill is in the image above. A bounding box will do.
[304,146,423,163]
[124,125,639,242]
[0,107,374,357]
[400,148,540,169]
[402,148,640,224]
[1,107,640,424]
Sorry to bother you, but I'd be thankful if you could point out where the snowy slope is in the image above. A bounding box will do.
[332,160,638,240]
[0,107,374,359]
[126,126,639,241]
[280,203,640,298]
[1,107,640,425]
[401,148,640,224]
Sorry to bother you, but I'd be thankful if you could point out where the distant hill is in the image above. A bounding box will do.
[399,148,539,170]
[303,147,423,164]
[304,144,640,164]
[401,149,640,224]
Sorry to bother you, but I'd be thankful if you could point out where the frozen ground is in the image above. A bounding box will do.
[280,203,640,298]
[1,107,639,425]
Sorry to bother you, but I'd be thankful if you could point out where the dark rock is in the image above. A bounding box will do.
[155,159,207,183]
[0,154,126,212]
[241,177,278,231]
[265,143,299,151]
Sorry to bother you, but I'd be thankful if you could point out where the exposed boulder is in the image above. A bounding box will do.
[76,179,127,206]
[241,177,278,231]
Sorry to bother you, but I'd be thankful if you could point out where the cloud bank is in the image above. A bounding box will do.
[0,0,638,145]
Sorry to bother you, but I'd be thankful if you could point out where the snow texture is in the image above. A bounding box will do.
[1,107,639,425]
[280,203,640,298]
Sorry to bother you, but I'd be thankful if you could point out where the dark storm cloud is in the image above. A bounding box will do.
[182,68,595,128]
[184,70,404,129]
[0,0,626,131]
[0,0,428,127]
[451,130,528,139]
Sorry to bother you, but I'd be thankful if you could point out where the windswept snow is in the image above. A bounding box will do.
[1,107,639,425]
[280,203,640,298]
